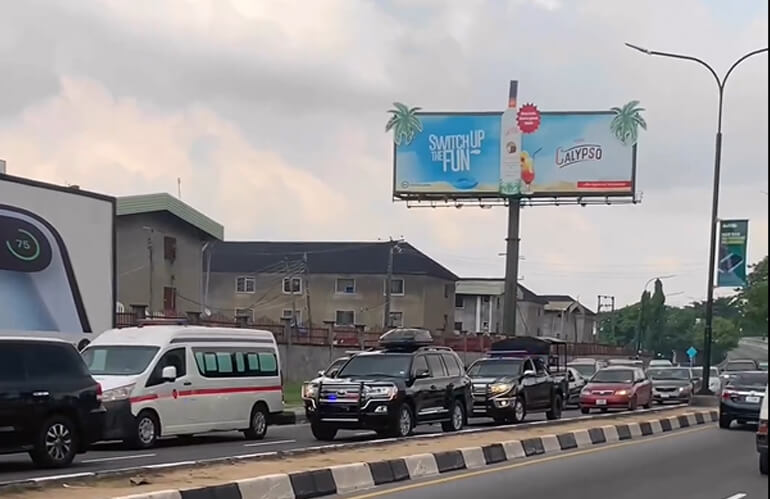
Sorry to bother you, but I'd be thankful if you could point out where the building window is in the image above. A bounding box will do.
[385,278,405,296]
[335,278,356,294]
[455,295,464,308]
[235,276,256,294]
[335,310,355,326]
[281,309,302,325]
[163,286,176,312]
[283,277,302,294]
[389,311,404,328]
[454,321,463,332]
[163,236,177,262]
[235,308,254,322]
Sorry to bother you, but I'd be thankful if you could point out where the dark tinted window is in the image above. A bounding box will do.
[729,372,767,386]
[412,355,429,375]
[147,348,187,387]
[426,355,447,377]
[338,354,411,378]
[591,369,634,384]
[442,354,462,376]
[193,347,279,378]
[0,343,26,383]
[83,346,159,375]
[725,361,758,371]
[26,343,88,380]
[468,359,523,377]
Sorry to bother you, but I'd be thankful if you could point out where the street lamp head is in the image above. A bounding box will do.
[625,42,651,55]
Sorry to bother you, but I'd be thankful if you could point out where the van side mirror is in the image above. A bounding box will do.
[523,370,535,378]
[317,370,325,377]
[162,366,177,381]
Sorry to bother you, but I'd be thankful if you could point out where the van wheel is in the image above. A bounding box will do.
[311,422,338,441]
[30,415,79,468]
[129,411,159,449]
[760,452,768,475]
[389,404,414,438]
[442,400,465,432]
[244,405,269,440]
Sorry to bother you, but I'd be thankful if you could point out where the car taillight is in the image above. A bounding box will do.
[721,390,733,400]
[96,383,103,402]
[758,421,768,435]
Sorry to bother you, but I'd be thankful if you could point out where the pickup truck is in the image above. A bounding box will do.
[467,355,566,424]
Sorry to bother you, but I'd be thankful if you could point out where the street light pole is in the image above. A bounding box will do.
[635,274,675,354]
[625,43,768,394]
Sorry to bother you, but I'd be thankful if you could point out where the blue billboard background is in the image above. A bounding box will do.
[393,113,501,196]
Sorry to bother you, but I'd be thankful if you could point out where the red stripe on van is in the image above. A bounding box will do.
[130,394,159,404]
[178,386,282,397]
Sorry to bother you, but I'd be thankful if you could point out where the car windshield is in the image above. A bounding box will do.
[591,369,634,384]
[725,361,757,371]
[468,359,523,377]
[336,354,412,378]
[82,346,160,375]
[647,368,690,381]
[759,361,768,371]
[568,364,596,378]
[728,372,768,387]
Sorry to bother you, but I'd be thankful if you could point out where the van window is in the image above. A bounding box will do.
[193,348,278,378]
[146,348,187,387]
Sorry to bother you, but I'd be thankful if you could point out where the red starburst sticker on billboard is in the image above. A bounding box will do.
[517,103,541,134]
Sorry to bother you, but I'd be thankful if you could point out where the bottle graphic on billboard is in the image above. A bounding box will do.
[500,81,522,196]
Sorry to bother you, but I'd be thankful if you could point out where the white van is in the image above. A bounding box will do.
[81,325,283,448]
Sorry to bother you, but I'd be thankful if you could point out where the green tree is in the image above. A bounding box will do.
[610,100,647,146]
[694,316,741,364]
[385,103,423,146]
[740,256,768,337]
[646,279,667,354]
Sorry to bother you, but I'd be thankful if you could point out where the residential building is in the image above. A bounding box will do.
[205,241,457,333]
[116,194,224,318]
[540,295,597,343]
[454,278,547,336]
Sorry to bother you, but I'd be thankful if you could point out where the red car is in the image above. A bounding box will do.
[580,366,653,413]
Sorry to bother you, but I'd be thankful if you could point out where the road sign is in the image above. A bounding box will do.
[686,346,698,359]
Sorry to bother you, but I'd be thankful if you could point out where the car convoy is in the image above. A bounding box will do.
[1,325,767,472]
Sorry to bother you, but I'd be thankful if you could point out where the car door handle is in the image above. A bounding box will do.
[430,385,437,390]
[183,382,192,386]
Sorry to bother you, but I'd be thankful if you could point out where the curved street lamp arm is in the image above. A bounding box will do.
[723,48,769,89]
[644,48,722,90]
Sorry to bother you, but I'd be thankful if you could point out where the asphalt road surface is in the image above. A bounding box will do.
[0,410,582,483]
[336,423,767,499]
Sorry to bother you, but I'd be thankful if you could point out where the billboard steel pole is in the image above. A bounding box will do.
[502,81,521,336]
[625,43,767,394]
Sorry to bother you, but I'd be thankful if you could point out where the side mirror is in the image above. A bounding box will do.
[327,369,339,378]
[523,370,536,378]
[162,365,177,381]
[317,370,325,377]
[415,368,431,379]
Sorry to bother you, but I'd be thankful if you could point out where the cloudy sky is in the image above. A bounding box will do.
[1,0,767,309]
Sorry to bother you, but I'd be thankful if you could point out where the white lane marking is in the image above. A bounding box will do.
[244,439,296,447]
[82,453,156,464]
[724,494,747,499]
[31,472,94,482]
[143,461,196,469]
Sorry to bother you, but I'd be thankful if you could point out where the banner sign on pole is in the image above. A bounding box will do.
[717,219,749,288]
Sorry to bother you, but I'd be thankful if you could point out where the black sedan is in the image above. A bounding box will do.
[719,371,768,429]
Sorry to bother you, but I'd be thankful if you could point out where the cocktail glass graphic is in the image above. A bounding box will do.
[520,148,541,194]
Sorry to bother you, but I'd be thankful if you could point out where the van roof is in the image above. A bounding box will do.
[0,335,72,345]
[89,326,277,347]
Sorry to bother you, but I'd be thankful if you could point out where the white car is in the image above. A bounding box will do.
[690,367,721,393]
[648,359,673,368]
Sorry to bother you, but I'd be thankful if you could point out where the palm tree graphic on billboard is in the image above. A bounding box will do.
[386,103,423,145]
[610,100,647,146]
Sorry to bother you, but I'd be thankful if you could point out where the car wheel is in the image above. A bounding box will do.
[642,396,652,409]
[442,400,465,432]
[511,396,527,423]
[244,404,269,440]
[310,422,338,441]
[718,414,731,429]
[580,407,590,415]
[391,404,414,438]
[129,411,159,449]
[30,415,79,468]
[628,396,638,411]
[546,395,563,420]
[760,452,768,475]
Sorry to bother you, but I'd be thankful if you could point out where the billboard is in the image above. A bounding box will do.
[0,174,115,341]
[391,106,640,200]
[717,219,749,288]
[393,112,502,197]
[513,111,637,197]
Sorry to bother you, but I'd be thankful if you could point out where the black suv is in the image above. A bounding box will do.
[0,337,105,467]
[302,329,472,441]
[467,355,565,424]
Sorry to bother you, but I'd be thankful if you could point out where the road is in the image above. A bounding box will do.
[0,410,582,484]
[337,424,768,499]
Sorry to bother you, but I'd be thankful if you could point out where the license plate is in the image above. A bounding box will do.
[661,393,672,398]
[746,396,761,403]
[596,399,607,406]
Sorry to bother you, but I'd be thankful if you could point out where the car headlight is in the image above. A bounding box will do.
[102,384,135,403]
[489,383,514,395]
[301,383,318,399]
[679,385,691,393]
[364,385,398,399]
[581,387,592,395]
[615,389,630,396]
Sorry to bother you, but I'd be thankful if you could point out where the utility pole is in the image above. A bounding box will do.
[383,238,404,329]
[502,80,522,336]
[285,258,298,331]
[303,252,313,329]
[143,227,154,315]
[203,242,213,315]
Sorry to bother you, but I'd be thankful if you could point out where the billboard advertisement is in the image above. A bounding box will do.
[0,174,115,342]
[392,112,502,198]
[717,219,749,288]
[513,111,637,197]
